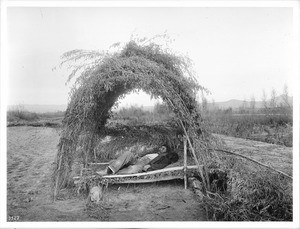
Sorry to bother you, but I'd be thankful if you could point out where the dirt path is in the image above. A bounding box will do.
[7,126,206,221]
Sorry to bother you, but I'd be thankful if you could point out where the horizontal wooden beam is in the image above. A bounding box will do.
[103,165,198,179]
[73,165,200,184]
[108,175,184,184]
[88,162,110,165]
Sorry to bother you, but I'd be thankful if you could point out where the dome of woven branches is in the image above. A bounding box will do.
[53,40,213,198]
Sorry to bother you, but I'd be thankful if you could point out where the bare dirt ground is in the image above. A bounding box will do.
[7,126,206,221]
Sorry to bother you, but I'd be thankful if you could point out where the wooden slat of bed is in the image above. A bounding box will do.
[73,165,199,183]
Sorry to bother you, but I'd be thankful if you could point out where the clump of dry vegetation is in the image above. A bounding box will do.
[202,150,292,221]
[76,122,183,165]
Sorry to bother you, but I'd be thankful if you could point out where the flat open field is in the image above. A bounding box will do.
[7,126,206,221]
[217,134,292,176]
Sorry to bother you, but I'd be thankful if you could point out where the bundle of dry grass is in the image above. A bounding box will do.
[53,38,215,199]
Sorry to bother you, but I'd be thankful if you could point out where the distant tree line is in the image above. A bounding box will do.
[199,84,292,118]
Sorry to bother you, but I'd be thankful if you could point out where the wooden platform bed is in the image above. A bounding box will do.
[73,165,200,186]
[73,164,202,203]
[73,138,204,202]
[74,137,202,185]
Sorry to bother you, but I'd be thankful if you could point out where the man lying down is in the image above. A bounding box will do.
[96,145,179,176]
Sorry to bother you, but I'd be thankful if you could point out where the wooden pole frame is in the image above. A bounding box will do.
[178,119,210,191]
[165,98,209,191]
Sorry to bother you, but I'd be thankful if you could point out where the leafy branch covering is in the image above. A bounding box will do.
[53,38,213,198]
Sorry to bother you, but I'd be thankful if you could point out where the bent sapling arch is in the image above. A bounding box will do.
[53,39,215,200]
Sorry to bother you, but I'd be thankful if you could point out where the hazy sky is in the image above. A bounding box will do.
[7,6,294,106]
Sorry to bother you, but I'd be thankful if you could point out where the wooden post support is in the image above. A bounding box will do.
[178,119,209,192]
[183,137,188,189]
[80,164,84,177]
[94,149,97,161]
[165,98,208,190]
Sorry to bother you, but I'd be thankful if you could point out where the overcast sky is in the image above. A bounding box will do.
[7,6,294,107]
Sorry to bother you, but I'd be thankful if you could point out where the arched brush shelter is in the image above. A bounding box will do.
[53,41,213,199]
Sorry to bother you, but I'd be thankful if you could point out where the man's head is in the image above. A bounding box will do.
[159,146,167,153]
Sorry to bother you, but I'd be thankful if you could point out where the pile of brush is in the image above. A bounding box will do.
[75,123,184,164]
[202,150,293,221]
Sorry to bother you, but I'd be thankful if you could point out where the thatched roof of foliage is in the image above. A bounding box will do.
[53,39,214,198]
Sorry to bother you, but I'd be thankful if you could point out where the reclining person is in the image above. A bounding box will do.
[117,153,157,174]
[96,145,168,176]
[118,146,179,174]
[143,147,179,172]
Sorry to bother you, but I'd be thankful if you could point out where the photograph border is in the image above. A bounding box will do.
[1,0,299,228]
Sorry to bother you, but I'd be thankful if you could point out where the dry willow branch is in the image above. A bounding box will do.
[212,148,293,180]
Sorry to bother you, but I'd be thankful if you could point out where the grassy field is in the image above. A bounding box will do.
[206,112,293,147]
